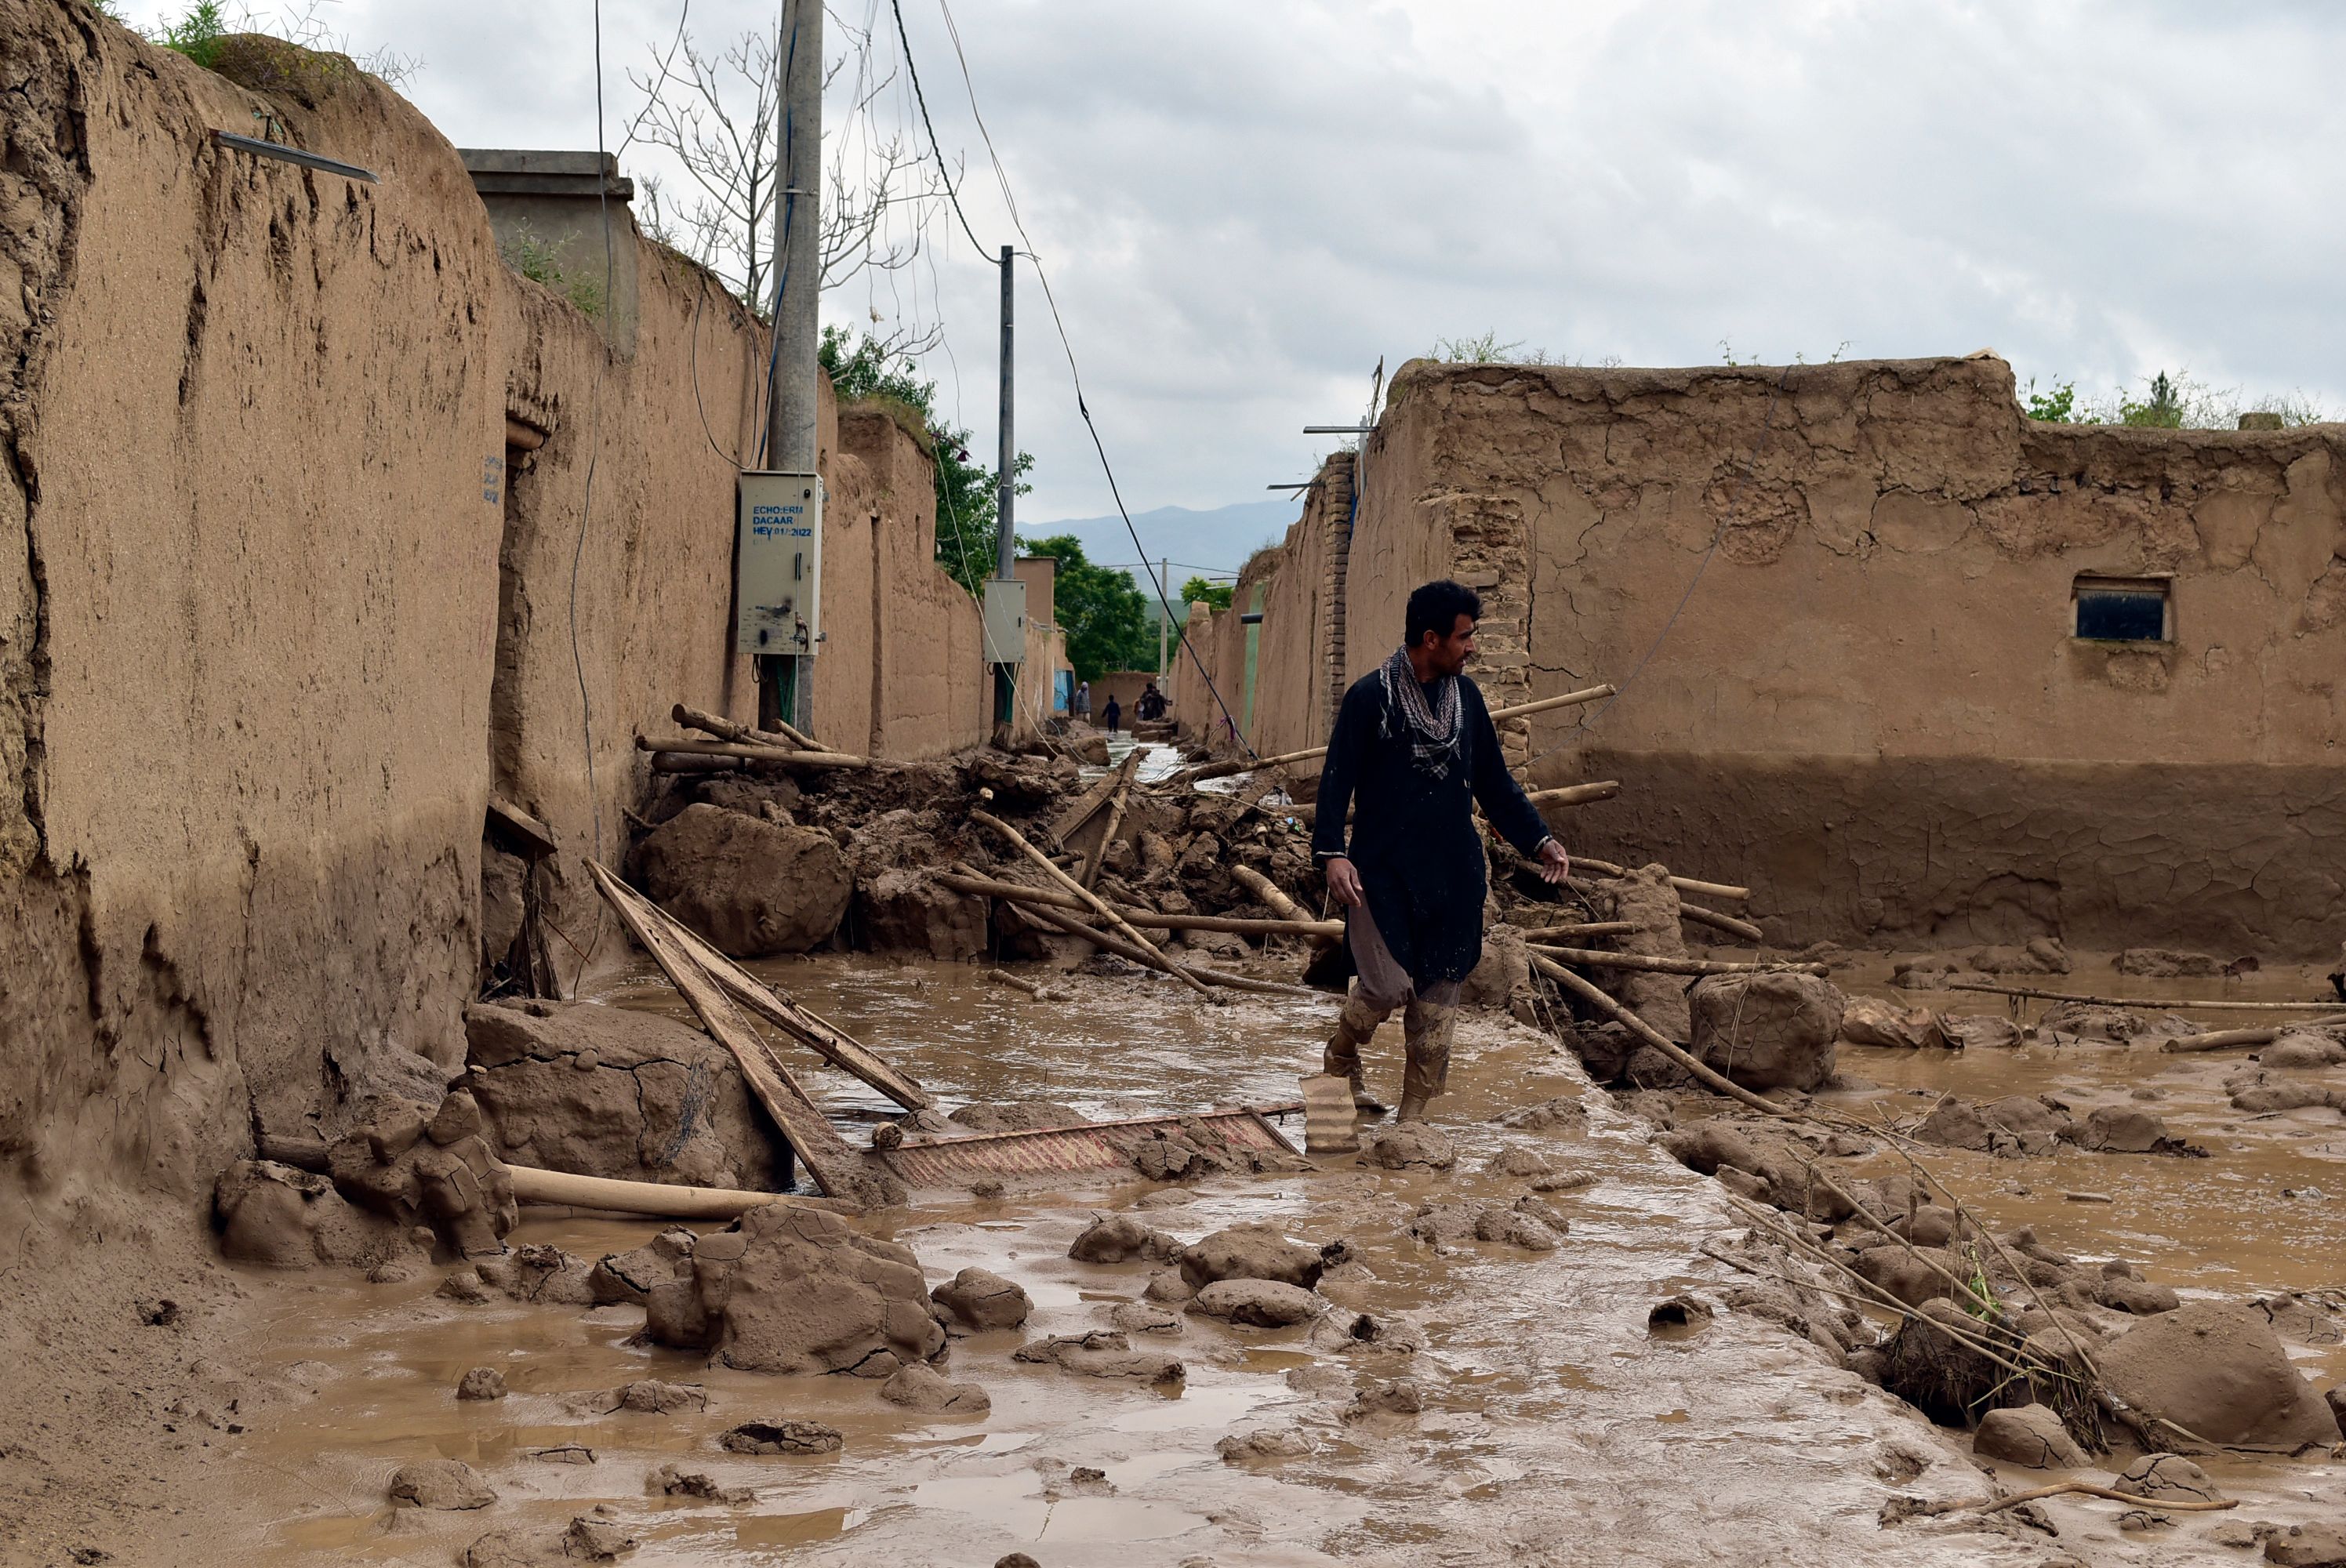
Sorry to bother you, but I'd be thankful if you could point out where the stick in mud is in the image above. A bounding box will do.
[971,802,1219,1002]
[1568,856,1752,904]
[2162,1013,2346,1051]
[671,702,809,751]
[1680,903,1765,942]
[1945,980,2346,1013]
[1018,901,1319,998]
[1529,945,1826,978]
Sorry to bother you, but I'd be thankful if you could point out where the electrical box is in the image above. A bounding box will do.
[735,471,822,656]
[982,578,1026,665]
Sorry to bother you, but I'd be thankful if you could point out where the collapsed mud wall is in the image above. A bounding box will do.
[1,5,1023,1221]
[1212,354,2346,957]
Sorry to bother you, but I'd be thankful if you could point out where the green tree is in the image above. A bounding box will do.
[1022,535,1151,681]
[2022,378,2087,423]
[820,327,1030,592]
[2118,370,2187,428]
[1180,575,1233,612]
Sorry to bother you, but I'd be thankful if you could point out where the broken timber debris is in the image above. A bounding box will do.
[2163,1014,2346,1052]
[973,801,1218,1002]
[1570,857,1752,905]
[1527,945,1825,978]
[636,735,881,771]
[506,1164,850,1220]
[670,702,811,751]
[935,871,1343,939]
[586,861,871,1200]
[1012,901,1319,998]
[1947,981,2344,1012]
[1515,921,1639,942]
[876,1105,1302,1185]
[1523,780,1621,808]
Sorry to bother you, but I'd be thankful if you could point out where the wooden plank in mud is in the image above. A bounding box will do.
[633,891,933,1111]
[1049,746,1139,850]
[586,860,869,1199]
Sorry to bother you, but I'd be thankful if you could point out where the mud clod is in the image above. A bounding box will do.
[878,1361,991,1414]
[1362,1124,1456,1170]
[720,1420,843,1455]
[388,1457,497,1509]
[930,1266,1033,1332]
[456,1367,507,1400]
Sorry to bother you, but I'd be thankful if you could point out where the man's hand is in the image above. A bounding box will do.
[1324,855,1366,910]
[1534,839,1571,885]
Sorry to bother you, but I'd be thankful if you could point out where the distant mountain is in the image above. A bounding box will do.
[1018,499,1302,586]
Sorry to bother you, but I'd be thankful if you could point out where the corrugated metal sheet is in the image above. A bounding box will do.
[880,1104,1302,1187]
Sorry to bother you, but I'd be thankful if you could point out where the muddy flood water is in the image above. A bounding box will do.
[183,951,2346,1568]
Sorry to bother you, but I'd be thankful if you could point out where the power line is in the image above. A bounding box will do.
[886,0,992,263]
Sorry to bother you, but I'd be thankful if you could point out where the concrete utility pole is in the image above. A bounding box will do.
[1158,557,1169,674]
[762,0,821,731]
[993,243,1015,722]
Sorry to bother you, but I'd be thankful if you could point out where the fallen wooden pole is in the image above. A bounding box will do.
[1681,903,1765,942]
[1946,981,2345,1013]
[2163,1013,2346,1052]
[973,805,1218,1001]
[671,702,808,751]
[1530,945,1826,978]
[1515,921,1640,942]
[1048,749,1134,848]
[985,967,1053,1000]
[1523,780,1621,808]
[638,736,877,770]
[1023,903,1318,998]
[1081,753,1138,889]
[1530,953,1792,1119]
[936,870,1341,939]
[1573,856,1751,904]
[506,1163,850,1221]
[1181,684,1619,782]
[586,861,873,1200]
[1930,1482,2237,1517]
[632,894,932,1111]
[1233,864,1316,926]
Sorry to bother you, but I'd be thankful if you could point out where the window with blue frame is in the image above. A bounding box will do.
[2073,576,2170,642]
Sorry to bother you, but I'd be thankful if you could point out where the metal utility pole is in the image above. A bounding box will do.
[761,0,822,731]
[1158,557,1169,674]
[992,243,1015,723]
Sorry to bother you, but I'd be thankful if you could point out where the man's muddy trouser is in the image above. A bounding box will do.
[1321,904,1461,1105]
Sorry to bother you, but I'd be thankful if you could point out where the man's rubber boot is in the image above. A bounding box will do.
[1398,998,1458,1123]
[1323,995,1392,1114]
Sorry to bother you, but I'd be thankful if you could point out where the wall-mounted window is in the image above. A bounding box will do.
[2072,575,2170,642]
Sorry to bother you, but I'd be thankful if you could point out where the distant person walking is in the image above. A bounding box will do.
[1136,681,1166,722]
[1102,695,1121,734]
[1313,579,1570,1123]
[1073,681,1091,722]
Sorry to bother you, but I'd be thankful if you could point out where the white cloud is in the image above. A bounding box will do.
[321,0,2346,533]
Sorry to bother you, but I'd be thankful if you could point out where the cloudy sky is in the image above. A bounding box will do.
[306,0,2345,561]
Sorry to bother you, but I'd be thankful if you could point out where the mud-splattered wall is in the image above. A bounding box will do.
[0,6,1019,1219]
[1208,354,2346,957]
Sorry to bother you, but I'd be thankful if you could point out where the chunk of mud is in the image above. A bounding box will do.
[2265,1522,2346,1567]
[1188,1279,1324,1327]
[2033,1003,2192,1045]
[456,1367,507,1401]
[720,1420,842,1455]
[1361,1124,1456,1171]
[648,1465,750,1504]
[592,1230,695,1306]
[930,1266,1033,1332]
[2113,1453,2228,1504]
[2116,947,2224,978]
[1069,1214,1181,1265]
[2061,1105,2206,1156]
[1974,1404,2086,1469]
[1688,973,1843,1092]
[2232,1080,2340,1113]
[1890,960,1993,991]
[995,1555,1043,1568]
[1647,1294,1713,1334]
[1106,1301,1185,1337]
[1344,1378,1424,1420]
[1143,1269,1197,1305]
[607,1379,706,1415]
[462,1515,637,1567]
[1943,1014,2024,1050]
[647,1204,944,1375]
[1013,1331,1186,1385]
[1495,1097,1585,1131]
[388,1458,497,1510]
[878,1362,991,1415]
[1482,1146,1555,1178]
[2261,1034,2346,1069]
[438,1268,492,1304]
[1838,996,1950,1051]
[1178,1224,1328,1290]
[636,804,849,956]
[478,1243,600,1306]
[856,868,987,961]
[2253,1294,2344,1346]
[1217,1428,1312,1463]
[2096,1271,2181,1316]
[2097,1304,2344,1448]
[1876,1301,2034,1426]
[1589,866,1696,1038]
[212,1160,422,1271]
[948,1101,1086,1134]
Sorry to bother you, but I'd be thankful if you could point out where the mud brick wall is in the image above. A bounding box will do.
[0,5,1020,1218]
[1349,355,2346,958]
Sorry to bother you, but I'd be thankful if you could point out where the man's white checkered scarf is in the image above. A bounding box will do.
[1378,645,1463,778]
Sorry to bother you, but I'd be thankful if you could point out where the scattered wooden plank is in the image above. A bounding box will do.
[1514,921,1639,942]
[586,861,872,1199]
[1530,945,1825,978]
[1050,746,1137,848]
[1080,753,1140,890]
[1681,903,1765,942]
[1945,982,2344,1013]
[507,1163,854,1220]
[671,702,807,750]
[937,871,1342,939]
[1572,856,1751,904]
[485,796,558,858]
[974,805,1218,1001]
[638,736,878,770]
[2163,1016,2346,1052]
[1524,780,1621,808]
[631,894,932,1110]
[1022,902,1319,998]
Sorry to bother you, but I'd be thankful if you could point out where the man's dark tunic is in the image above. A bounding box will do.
[1311,669,1552,985]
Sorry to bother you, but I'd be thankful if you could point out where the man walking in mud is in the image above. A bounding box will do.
[1313,579,1571,1122]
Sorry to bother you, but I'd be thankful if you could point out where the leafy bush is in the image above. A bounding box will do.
[1180,575,1233,613]
[157,0,228,66]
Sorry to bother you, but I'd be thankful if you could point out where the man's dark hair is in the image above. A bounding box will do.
[1404,579,1482,648]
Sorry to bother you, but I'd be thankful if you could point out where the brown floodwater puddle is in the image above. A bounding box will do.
[187,953,2346,1566]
